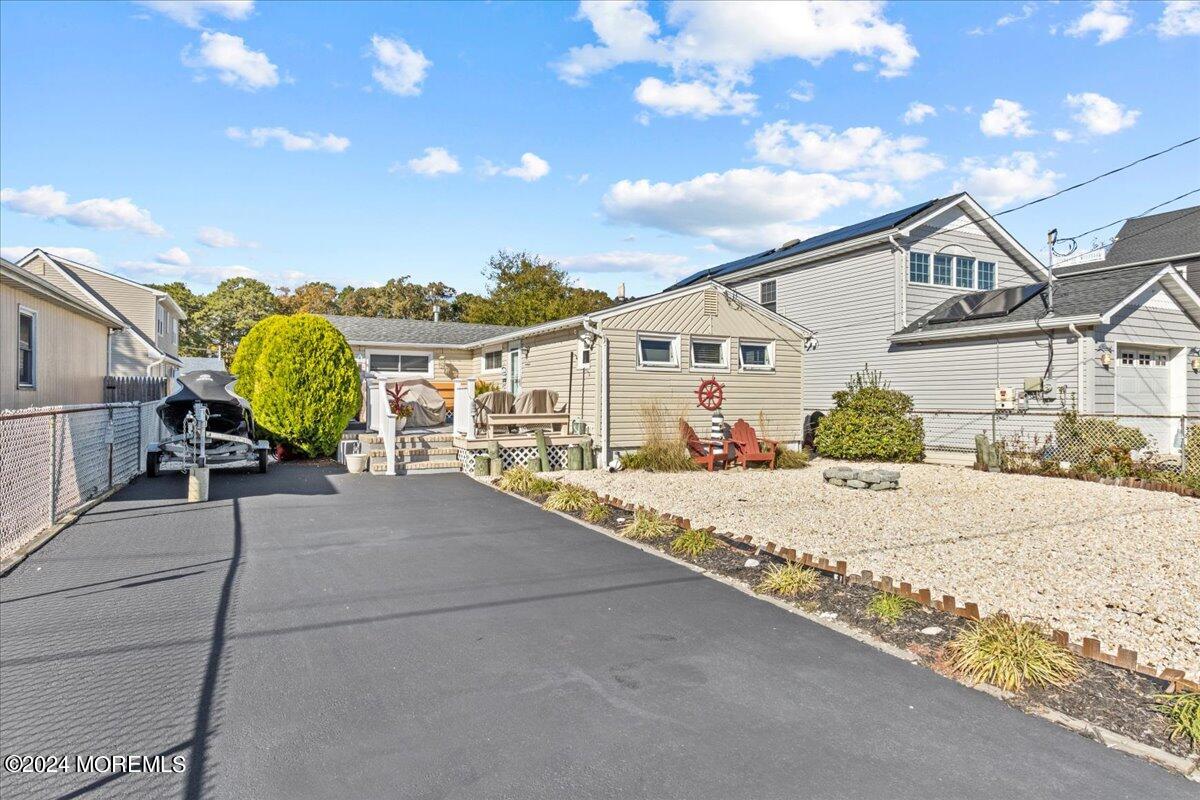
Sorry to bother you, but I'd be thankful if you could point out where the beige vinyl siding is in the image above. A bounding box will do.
[601,289,805,449]
[66,267,156,337]
[108,330,165,377]
[509,328,596,425]
[1,282,110,409]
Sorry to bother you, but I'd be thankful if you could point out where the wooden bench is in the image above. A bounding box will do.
[487,413,569,438]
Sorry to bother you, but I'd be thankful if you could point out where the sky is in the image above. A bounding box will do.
[2,0,1199,298]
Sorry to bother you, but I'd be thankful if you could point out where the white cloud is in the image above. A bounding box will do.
[558,250,692,282]
[226,126,350,153]
[1158,0,1200,36]
[196,226,257,248]
[117,260,311,289]
[997,3,1038,27]
[1065,92,1140,135]
[633,77,756,118]
[1,246,102,266]
[369,34,430,96]
[1,184,166,236]
[482,152,551,182]
[183,31,279,90]
[979,98,1035,137]
[405,147,461,176]
[602,167,898,251]
[1052,129,1074,142]
[751,122,944,182]
[788,80,815,102]
[956,152,1061,207]
[1066,1,1134,44]
[902,101,936,125]
[556,1,917,118]
[156,246,191,266]
[135,1,254,28]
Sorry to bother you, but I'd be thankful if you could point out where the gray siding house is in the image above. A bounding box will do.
[671,195,1200,455]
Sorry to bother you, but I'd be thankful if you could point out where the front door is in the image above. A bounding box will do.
[1114,346,1173,451]
[508,346,521,395]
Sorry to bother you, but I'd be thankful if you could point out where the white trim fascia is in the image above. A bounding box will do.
[345,339,476,350]
[1055,252,1200,278]
[1,264,123,327]
[702,234,894,289]
[890,314,1101,343]
[1100,265,1200,325]
[898,194,1049,279]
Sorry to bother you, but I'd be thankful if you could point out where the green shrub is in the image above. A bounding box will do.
[583,501,611,524]
[620,509,678,541]
[866,593,919,625]
[1155,692,1200,748]
[1054,411,1147,465]
[475,379,500,396]
[755,563,819,597]
[814,366,924,462]
[229,314,290,404]
[252,314,360,457]
[527,475,558,495]
[946,615,1079,692]
[543,483,596,512]
[670,528,720,559]
[498,466,535,493]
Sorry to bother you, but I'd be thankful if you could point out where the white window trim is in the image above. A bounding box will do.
[689,336,730,373]
[635,332,681,371]
[479,347,504,375]
[577,339,592,370]
[737,338,775,373]
[977,260,997,291]
[17,305,37,389]
[759,279,777,311]
[954,255,976,290]
[366,348,434,378]
[908,251,931,285]
[932,253,954,287]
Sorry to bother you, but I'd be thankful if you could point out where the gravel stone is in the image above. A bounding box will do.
[556,460,1200,680]
[921,626,944,636]
[744,558,761,568]
[846,479,868,489]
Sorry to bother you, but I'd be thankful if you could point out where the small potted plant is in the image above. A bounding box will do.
[388,393,414,431]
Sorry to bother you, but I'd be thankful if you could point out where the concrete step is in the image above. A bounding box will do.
[357,432,454,445]
[369,457,462,475]
[366,446,459,459]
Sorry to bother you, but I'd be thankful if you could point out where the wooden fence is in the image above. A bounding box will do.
[103,376,168,403]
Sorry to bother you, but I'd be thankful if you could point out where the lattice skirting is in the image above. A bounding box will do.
[458,444,573,473]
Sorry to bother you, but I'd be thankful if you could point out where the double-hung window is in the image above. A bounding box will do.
[739,340,774,371]
[932,255,953,286]
[482,349,503,371]
[690,337,727,370]
[636,334,679,369]
[977,261,996,290]
[908,252,930,284]
[759,280,777,312]
[955,256,975,289]
[17,307,36,388]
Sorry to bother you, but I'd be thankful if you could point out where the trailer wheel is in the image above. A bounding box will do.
[147,451,160,478]
[258,448,269,474]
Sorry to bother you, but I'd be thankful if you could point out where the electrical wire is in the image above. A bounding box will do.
[1058,187,1200,243]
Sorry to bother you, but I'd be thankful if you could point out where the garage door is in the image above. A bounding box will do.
[1114,347,1172,451]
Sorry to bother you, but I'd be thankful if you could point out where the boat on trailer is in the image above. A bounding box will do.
[146,370,269,476]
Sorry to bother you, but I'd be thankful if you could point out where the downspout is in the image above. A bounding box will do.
[1068,323,1085,411]
[582,318,608,466]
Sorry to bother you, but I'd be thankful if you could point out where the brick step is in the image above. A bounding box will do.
[366,446,459,459]
[357,432,454,445]
[369,458,462,475]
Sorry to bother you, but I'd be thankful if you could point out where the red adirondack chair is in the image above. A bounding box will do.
[679,420,733,472]
[730,418,778,470]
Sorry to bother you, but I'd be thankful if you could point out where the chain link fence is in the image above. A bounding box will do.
[919,409,1197,479]
[0,402,163,561]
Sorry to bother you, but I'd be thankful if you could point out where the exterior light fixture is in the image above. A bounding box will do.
[1190,347,1200,373]
[1096,344,1113,369]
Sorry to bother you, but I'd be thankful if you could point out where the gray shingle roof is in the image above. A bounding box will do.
[896,262,1167,337]
[322,315,518,346]
[1056,205,1200,276]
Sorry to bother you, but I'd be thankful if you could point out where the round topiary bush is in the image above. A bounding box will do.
[251,314,360,458]
[229,314,290,405]
[814,366,924,462]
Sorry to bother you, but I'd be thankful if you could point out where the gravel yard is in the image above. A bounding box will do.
[556,461,1200,680]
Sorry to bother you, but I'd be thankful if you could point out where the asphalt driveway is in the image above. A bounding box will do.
[0,464,1194,799]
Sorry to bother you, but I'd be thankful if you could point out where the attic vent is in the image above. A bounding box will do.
[775,238,801,252]
[703,289,719,316]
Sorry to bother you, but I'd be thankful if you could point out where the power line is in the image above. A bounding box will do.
[1054,204,1200,266]
[1059,187,1200,242]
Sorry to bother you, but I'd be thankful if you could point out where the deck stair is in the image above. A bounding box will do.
[358,432,461,475]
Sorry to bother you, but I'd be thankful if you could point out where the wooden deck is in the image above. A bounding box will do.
[452,432,589,449]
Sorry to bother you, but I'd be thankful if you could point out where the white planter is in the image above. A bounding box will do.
[345,453,369,474]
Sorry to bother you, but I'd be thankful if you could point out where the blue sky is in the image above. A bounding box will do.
[2,1,1198,297]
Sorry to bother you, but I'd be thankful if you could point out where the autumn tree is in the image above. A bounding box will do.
[276,281,338,315]
[463,250,611,327]
[191,277,279,359]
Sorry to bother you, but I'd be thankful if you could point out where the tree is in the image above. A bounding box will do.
[252,314,360,457]
[463,250,611,327]
[814,366,925,462]
[276,281,338,315]
[191,277,279,359]
[148,281,210,356]
[229,314,290,405]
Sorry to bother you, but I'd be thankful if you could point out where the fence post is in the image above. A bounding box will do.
[49,412,58,525]
[1182,416,1188,475]
[107,407,115,489]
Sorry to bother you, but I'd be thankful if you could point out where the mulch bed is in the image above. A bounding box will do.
[515,483,1196,761]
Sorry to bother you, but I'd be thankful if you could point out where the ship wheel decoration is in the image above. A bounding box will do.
[695,377,725,411]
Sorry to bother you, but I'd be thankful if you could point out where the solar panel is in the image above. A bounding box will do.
[965,282,1046,320]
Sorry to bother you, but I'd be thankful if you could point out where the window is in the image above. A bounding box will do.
[1154,353,1168,367]
[759,280,777,312]
[977,261,996,291]
[17,308,36,388]
[909,252,930,284]
[156,305,165,336]
[368,353,400,372]
[636,334,678,369]
[690,337,728,370]
[1120,351,1135,366]
[578,340,591,370]
[933,255,953,286]
[482,349,503,371]
[400,355,431,373]
[739,340,774,371]
[955,256,975,289]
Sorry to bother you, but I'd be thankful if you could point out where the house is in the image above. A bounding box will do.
[180,356,229,374]
[2,258,123,410]
[325,280,810,468]
[16,249,186,380]
[670,194,1200,456]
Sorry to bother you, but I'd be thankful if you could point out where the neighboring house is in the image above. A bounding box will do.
[16,249,185,379]
[2,258,123,410]
[180,356,229,374]
[325,281,811,463]
[670,194,1200,454]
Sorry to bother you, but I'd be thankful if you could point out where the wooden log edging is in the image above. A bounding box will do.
[596,493,1200,694]
[1000,464,1200,499]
